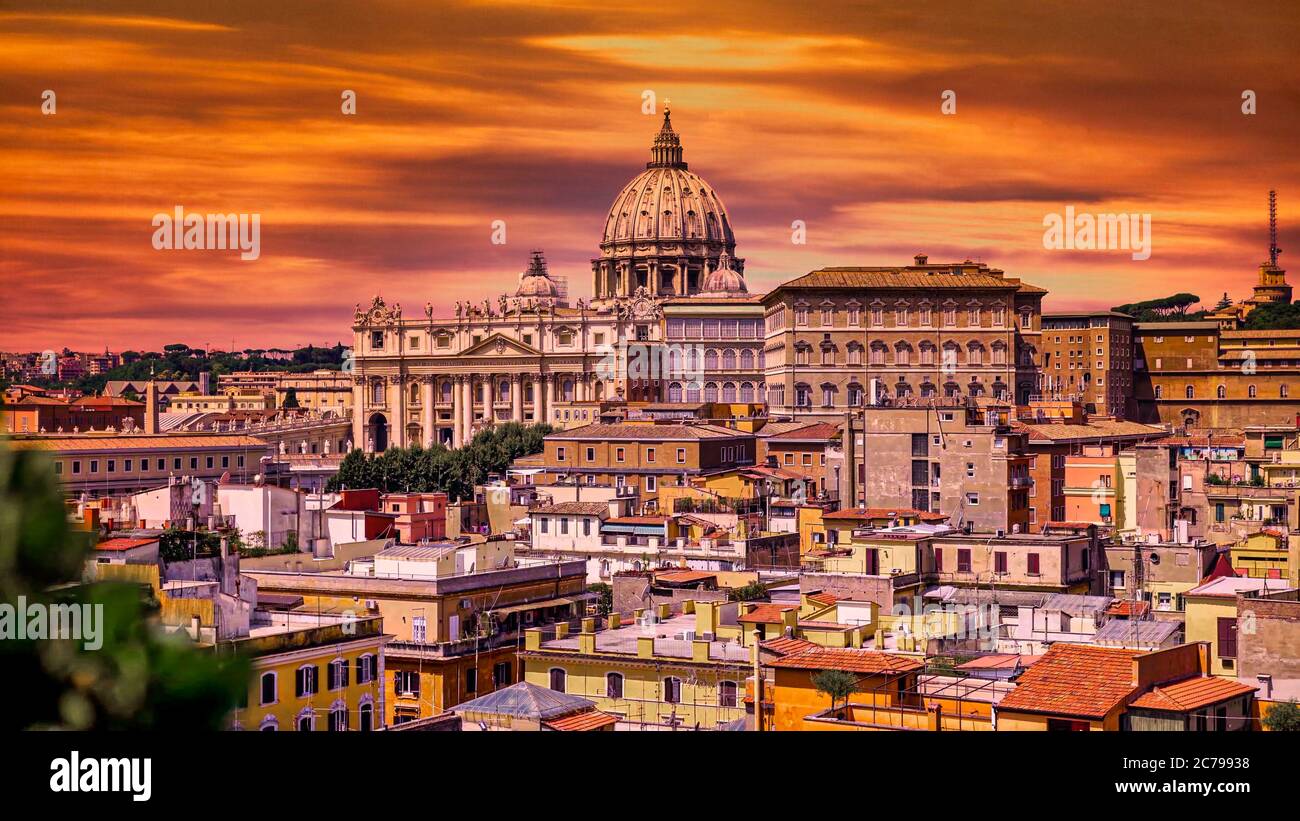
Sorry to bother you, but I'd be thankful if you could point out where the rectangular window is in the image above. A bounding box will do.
[994,552,1008,574]
[647,447,656,463]
[957,549,972,573]
[1217,617,1237,659]
[1027,553,1040,575]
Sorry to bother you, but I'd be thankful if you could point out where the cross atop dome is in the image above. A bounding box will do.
[648,104,686,169]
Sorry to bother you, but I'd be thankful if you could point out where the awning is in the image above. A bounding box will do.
[493,592,598,617]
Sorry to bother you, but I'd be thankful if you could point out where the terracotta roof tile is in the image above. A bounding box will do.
[822,507,948,522]
[1130,677,1256,712]
[767,647,923,675]
[95,537,159,551]
[543,710,620,731]
[737,603,797,624]
[759,636,820,656]
[996,644,1141,720]
[764,422,841,441]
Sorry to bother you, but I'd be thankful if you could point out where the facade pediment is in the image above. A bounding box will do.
[458,333,542,357]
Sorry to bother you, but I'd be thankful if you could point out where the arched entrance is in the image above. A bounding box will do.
[367,413,389,452]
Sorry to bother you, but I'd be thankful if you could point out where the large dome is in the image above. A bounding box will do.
[598,109,736,258]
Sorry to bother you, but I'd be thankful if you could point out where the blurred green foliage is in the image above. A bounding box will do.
[0,445,250,730]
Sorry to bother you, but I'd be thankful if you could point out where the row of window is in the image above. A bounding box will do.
[393,662,512,699]
[54,453,245,477]
[934,548,1042,575]
[548,668,739,707]
[1154,384,1289,399]
[788,304,1017,329]
[258,655,376,705]
[259,702,374,732]
[665,318,762,340]
[792,340,1008,367]
[557,445,699,464]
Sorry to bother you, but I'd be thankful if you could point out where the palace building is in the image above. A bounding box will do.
[349,109,759,452]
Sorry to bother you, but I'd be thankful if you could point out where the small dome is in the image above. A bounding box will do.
[516,250,558,298]
[699,251,747,295]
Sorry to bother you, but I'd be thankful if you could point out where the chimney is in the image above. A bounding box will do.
[144,381,159,435]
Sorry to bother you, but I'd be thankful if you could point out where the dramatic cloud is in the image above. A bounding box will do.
[0,0,1297,351]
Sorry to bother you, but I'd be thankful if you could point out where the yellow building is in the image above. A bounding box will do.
[1184,575,1286,677]
[1229,529,1298,585]
[520,598,866,730]
[230,613,388,731]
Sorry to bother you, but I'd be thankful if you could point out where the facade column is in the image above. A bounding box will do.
[350,378,364,452]
[387,376,405,449]
[462,375,475,443]
[451,376,463,449]
[421,376,435,448]
[487,375,497,426]
[511,374,523,422]
[542,374,554,425]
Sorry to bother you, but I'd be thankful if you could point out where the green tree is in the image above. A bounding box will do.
[811,669,859,712]
[588,583,613,615]
[1242,301,1300,330]
[0,445,249,729]
[1263,699,1300,731]
[728,581,769,601]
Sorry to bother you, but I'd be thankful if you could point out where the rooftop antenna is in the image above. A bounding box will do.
[1269,189,1282,267]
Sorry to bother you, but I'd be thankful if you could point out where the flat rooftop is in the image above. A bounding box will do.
[540,612,750,663]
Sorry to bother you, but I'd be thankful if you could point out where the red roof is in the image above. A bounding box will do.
[766,422,841,441]
[1129,677,1256,712]
[95,537,159,552]
[806,591,839,607]
[1105,600,1151,618]
[759,636,821,656]
[822,507,947,522]
[996,644,1141,720]
[543,710,620,732]
[654,570,716,584]
[768,646,923,675]
[737,603,798,624]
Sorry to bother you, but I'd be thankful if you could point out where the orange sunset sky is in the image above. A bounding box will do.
[1,0,1298,352]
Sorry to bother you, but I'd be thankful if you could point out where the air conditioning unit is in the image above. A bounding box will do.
[682,630,696,641]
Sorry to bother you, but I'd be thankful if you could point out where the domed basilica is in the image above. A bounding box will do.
[349,110,765,453]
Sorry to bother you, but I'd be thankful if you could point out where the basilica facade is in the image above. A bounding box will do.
[349,110,757,452]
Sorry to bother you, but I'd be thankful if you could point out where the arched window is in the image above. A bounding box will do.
[718,680,738,708]
[329,702,348,732]
[722,349,736,370]
[606,672,624,699]
[740,382,754,402]
[370,381,384,405]
[704,382,718,402]
[1155,385,1163,399]
[562,379,575,401]
[668,382,683,402]
[409,382,420,404]
[1283,384,1290,398]
[1216,384,1226,399]
[1249,384,1257,398]
[686,382,702,402]
[722,382,737,402]
[1185,385,1195,399]
[549,668,567,693]
[359,703,374,732]
[297,707,315,732]
[739,349,754,370]
[499,379,510,401]
[440,380,453,402]
[705,349,719,370]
